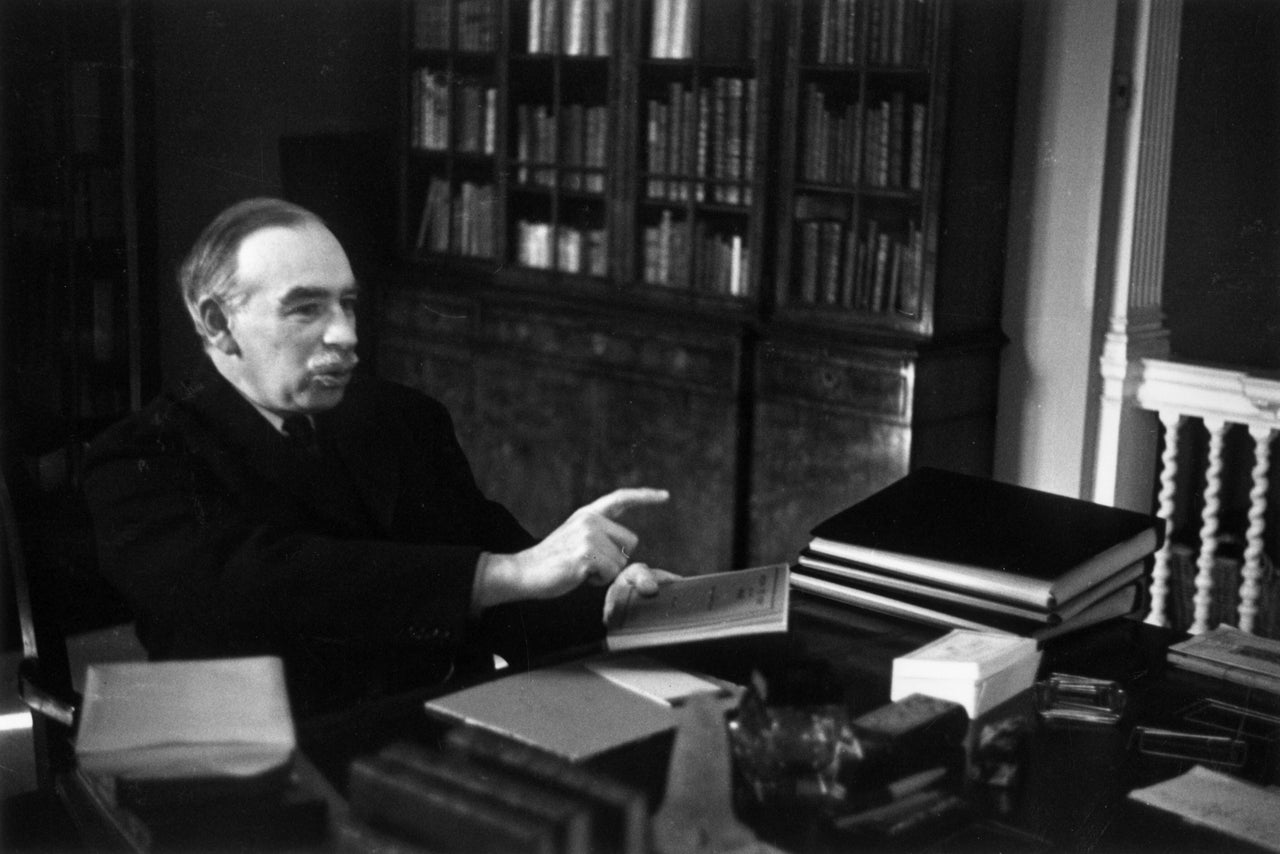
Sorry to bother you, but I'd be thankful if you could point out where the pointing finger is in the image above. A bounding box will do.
[583,488,670,520]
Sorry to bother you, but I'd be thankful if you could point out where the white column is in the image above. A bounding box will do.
[1091,0,1181,511]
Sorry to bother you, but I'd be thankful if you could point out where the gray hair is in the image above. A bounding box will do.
[180,197,325,339]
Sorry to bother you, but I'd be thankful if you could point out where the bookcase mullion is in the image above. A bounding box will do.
[494,0,511,269]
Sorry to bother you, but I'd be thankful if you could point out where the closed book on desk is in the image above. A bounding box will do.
[1166,625,1280,696]
[444,725,648,854]
[372,741,593,854]
[797,552,1147,625]
[66,765,328,852]
[808,468,1161,610]
[425,659,678,761]
[789,571,1142,644]
[349,753,558,854]
[74,657,296,792]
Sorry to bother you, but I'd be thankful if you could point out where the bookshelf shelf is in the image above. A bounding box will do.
[387,0,1020,572]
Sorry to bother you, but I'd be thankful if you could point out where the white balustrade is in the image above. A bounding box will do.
[1134,359,1280,635]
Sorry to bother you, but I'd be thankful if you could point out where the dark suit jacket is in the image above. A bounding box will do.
[84,363,605,716]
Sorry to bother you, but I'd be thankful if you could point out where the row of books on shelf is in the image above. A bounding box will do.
[811,0,935,68]
[411,70,497,154]
[791,468,1164,646]
[642,209,751,296]
[649,0,760,63]
[514,102,609,190]
[414,0,498,52]
[795,218,922,315]
[514,220,609,276]
[341,729,647,854]
[415,178,497,258]
[645,77,757,205]
[527,0,615,56]
[802,87,927,191]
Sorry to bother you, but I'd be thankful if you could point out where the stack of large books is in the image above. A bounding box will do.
[791,468,1163,644]
[339,729,648,854]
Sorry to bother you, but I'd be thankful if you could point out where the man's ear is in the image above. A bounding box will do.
[198,297,239,356]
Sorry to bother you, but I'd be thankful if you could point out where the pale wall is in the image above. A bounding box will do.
[994,0,1118,497]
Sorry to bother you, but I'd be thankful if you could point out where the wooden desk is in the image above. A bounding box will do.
[296,601,1278,853]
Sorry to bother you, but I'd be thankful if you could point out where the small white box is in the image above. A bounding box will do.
[891,630,1042,719]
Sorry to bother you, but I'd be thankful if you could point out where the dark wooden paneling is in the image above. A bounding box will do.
[379,291,743,572]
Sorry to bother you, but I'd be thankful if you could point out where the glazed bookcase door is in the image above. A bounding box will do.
[615,0,776,314]
[404,0,504,266]
[774,0,945,337]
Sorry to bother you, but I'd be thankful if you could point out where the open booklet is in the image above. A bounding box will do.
[605,563,791,651]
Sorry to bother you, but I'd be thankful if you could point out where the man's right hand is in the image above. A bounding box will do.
[472,487,670,611]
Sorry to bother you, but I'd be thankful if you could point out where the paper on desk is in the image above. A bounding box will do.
[1128,765,1280,852]
[584,653,729,706]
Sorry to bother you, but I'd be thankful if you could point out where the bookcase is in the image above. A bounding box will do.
[2,0,153,472]
[776,0,938,333]
[382,0,1021,572]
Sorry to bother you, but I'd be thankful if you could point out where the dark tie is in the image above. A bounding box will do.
[282,414,319,455]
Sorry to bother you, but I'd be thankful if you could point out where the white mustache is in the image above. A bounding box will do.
[311,353,359,374]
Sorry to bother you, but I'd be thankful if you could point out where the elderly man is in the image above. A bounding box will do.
[85,197,672,715]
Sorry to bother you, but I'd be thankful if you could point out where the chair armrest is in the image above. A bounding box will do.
[18,657,79,729]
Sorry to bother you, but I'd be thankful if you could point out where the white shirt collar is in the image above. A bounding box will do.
[244,398,313,437]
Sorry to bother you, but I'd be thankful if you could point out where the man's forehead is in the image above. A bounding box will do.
[234,223,354,295]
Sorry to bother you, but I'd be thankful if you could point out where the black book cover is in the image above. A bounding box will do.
[809,468,1162,609]
[348,753,558,854]
[124,778,328,851]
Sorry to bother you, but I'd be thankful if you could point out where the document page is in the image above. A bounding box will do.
[606,563,789,650]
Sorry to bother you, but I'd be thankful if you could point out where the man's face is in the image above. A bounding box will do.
[222,222,360,416]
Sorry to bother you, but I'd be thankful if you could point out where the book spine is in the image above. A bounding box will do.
[799,220,819,303]
[379,743,592,854]
[594,0,613,56]
[529,0,543,52]
[796,554,1056,623]
[349,755,557,854]
[839,221,857,306]
[651,0,670,58]
[485,86,497,155]
[743,77,757,205]
[695,85,709,200]
[335,815,432,853]
[1167,652,1280,695]
[565,0,588,55]
[668,81,684,199]
[444,727,648,854]
[909,101,927,190]
[888,91,905,188]
[789,571,1000,634]
[542,0,561,53]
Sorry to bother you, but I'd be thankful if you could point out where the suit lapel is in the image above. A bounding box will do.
[182,365,394,535]
[317,380,401,534]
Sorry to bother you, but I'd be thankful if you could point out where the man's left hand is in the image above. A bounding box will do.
[603,562,682,626]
